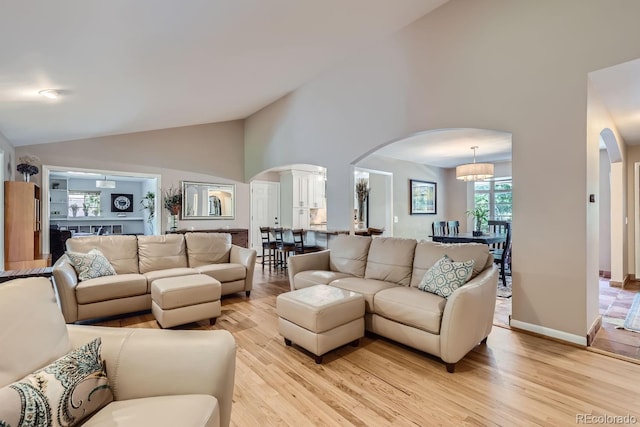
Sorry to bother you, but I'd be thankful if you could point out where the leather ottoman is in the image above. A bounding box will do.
[151,274,221,328]
[276,284,365,363]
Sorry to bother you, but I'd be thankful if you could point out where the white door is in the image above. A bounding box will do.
[250,181,280,251]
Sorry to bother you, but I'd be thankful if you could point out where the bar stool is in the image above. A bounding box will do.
[273,228,295,270]
[260,227,277,271]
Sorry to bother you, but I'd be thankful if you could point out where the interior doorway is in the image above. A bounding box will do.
[250,181,280,252]
[41,165,161,256]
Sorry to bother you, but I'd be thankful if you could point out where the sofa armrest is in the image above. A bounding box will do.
[439,265,498,364]
[52,256,80,323]
[67,325,236,427]
[230,245,257,292]
[287,250,331,290]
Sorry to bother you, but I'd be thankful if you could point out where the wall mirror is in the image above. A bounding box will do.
[182,181,235,219]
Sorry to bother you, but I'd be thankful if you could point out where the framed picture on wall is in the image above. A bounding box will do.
[410,179,436,214]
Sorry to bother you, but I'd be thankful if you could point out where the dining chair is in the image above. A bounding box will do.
[488,221,512,287]
[487,220,510,251]
[447,221,459,235]
[260,226,277,271]
[291,229,322,254]
[273,227,296,270]
[432,221,447,237]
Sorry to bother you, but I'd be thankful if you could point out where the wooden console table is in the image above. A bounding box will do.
[169,228,248,248]
[0,267,54,284]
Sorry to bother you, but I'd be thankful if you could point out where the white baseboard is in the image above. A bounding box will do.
[509,319,587,346]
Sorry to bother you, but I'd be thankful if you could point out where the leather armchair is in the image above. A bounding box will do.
[0,278,236,427]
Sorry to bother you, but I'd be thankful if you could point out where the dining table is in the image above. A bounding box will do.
[430,232,506,245]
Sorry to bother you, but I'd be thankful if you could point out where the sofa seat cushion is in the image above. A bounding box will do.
[329,277,398,313]
[76,274,148,304]
[195,263,246,283]
[293,270,354,289]
[143,268,198,286]
[374,286,446,334]
[83,394,220,427]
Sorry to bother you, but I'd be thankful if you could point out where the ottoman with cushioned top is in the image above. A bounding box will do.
[276,284,365,363]
[151,274,221,328]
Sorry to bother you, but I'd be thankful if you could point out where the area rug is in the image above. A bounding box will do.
[496,274,512,298]
[621,293,640,333]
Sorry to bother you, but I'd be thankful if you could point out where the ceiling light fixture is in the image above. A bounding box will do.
[455,146,494,182]
[38,89,60,99]
[96,176,116,188]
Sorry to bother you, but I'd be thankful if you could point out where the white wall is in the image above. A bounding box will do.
[599,150,612,273]
[245,0,640,340]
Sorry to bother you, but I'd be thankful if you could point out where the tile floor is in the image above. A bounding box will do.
[591,279,640,359]
[493,277,640,361]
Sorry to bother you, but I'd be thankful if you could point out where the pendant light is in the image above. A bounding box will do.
[455,146,494,182]
[96,176,116,188]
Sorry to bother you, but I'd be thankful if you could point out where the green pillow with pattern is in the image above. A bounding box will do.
[418,255,475,298]
[66,248,116,281]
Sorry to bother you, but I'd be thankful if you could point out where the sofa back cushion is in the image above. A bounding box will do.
[328,235,372,277]
[410,240,492,287]
[66,235,139,274]
[0,278,71,387]
[185,232,232,267]
[364,237,417,286]
[137,234,188,274]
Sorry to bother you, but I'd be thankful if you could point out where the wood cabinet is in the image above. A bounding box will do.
[5,182,49,269]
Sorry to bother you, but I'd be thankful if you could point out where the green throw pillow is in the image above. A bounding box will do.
[67,248,116,281]
[418,255,475,298]
[0,338,113,427]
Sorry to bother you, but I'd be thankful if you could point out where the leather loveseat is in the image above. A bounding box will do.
[0,278,236,427]
[287,235,498,372]
[53,232,256,323]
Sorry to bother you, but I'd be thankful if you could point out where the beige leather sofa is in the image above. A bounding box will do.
[0,278,236,427]
[287,235,498,372]
[53,232,256,323]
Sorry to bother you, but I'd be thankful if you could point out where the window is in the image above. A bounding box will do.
[68,191,101,217]
[474,178,512,221]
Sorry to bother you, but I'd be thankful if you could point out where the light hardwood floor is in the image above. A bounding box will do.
[92,267,640,426]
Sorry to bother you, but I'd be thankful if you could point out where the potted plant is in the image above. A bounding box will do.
[355,178,369,229]
[82,203,89,216]
[163,186,182,215]
[466,205,489,236]
[70,204,79,217]
[140,191,156,233]
[16,154,40,182]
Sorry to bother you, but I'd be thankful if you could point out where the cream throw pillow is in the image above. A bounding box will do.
[0,338,113,427]
[418,255,475,298]
[66,248,116,281]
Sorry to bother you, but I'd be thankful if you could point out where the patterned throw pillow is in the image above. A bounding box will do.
[418,255,475,298]
[0,338,113,427]
[67,248,116,281]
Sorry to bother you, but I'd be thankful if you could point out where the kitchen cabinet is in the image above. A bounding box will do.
[309,173,326,209]
[5,182,49,269]
[292,208,310,229]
